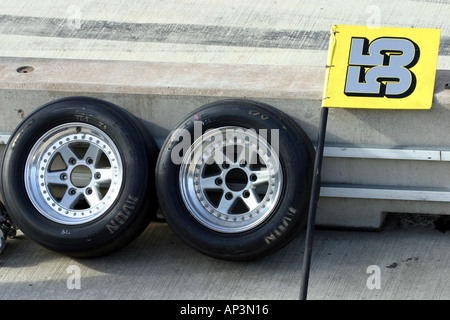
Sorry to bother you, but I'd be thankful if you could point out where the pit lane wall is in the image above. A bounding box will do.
[0,57,449,229]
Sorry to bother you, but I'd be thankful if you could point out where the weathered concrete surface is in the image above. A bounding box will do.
[0,0,449,68]
[0,57,448,145]
[1,214,450,300]
[0,57,449,228]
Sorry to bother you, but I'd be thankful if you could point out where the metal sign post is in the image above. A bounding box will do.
[299,106,328,300]
[298,25,440,300]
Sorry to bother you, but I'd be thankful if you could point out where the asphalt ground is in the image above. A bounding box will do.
[1,212,450,301]
[0,0,449,68]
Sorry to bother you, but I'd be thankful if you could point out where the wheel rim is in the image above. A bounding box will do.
[179,126,283,233]
[24,123,123,225]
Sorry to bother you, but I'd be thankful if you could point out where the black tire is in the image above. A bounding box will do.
[0,97,158,257]
[156,99,314,260]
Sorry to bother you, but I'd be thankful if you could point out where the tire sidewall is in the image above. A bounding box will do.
[156,100,313,260]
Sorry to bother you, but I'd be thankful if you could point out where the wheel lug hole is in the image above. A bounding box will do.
[86,158,94,165]
[242,190,250,198]
[85,188,93,195]
[215,178,223,186]
[250,174,257,182]
[222,162,230,169]
[69,189,76,196]
[69,158,77,165]
[95,173,101,180]
[60,173,68,180]
[225,192,233,200]
[239,160,247,167]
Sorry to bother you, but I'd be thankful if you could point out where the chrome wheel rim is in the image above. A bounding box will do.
[24,123,123,225]
[179,126,283,233]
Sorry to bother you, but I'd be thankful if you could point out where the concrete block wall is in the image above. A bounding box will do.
[0,57,449,229]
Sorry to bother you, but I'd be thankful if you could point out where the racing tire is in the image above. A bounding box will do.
[156,99,314,260]
[0,97,158,257]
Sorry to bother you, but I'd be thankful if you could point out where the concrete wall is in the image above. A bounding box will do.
[0,57,449,229]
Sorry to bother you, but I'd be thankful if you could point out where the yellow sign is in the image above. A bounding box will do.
[322,25,440,109]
